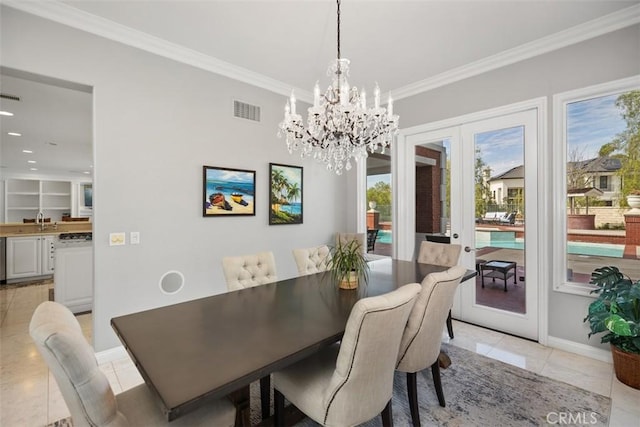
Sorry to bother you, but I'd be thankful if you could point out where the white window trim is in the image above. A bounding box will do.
[552,75,640,297]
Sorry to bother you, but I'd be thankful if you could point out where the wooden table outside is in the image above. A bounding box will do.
[481,260,517,292]
[111,258,476,426]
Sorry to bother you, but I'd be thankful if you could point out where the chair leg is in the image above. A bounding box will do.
[260,375,270,419]
[406,372,421,427]
[381,399,393,427]
[431,361,446,407]
[274,388,285,427]
[446,310,454,339]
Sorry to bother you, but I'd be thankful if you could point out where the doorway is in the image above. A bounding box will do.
[395,99,545,340]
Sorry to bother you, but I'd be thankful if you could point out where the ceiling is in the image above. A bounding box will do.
[1,0,638,177]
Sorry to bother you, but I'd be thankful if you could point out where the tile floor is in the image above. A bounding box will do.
[2,283,639,426]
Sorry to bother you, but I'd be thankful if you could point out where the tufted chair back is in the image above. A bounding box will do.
[396,265,467,373]
[336,232,366,255]
[417,241,461,266]
[222,251,278,291]
[292,245,332,275]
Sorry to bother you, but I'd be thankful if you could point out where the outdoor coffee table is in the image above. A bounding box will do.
[481,260,517,292]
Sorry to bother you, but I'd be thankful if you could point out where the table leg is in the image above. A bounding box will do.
[503,269,507,292]
[229,386,251,427]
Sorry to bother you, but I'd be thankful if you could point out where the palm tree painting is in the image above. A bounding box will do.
[269,163,303,224]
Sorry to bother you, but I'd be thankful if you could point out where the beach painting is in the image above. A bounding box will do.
[203,166,256,216]
[269,163,303,225]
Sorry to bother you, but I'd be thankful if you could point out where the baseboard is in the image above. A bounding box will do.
[547,336,612,364]
[95,345,128,365]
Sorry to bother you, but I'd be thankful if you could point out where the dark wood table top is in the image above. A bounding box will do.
[111,258,476,421]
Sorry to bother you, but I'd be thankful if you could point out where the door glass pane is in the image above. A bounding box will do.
[565,91,640,284]
[366,151,391,256]
[475,126,525,314]
[416,142,450,239]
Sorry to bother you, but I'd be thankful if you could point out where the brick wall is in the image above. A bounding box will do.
[415,146,441,233]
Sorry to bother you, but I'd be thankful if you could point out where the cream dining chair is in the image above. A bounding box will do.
[336,232,366,254]
[396,266,467,426]
[292,245,332,275]
[221,251,278,291]
[221,250,278,419]
[417,240,462,339]
[29,301,236,427]
[273,283,422,427]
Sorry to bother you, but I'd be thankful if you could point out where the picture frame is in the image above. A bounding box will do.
[203,165,256,217]
[269,163,303,225]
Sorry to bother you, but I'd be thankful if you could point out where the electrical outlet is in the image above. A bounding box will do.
[110,232,126,246]
[130,232,140,245]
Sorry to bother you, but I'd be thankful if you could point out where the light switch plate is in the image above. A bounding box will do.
[130,231,140,245]
[110,232,126,246]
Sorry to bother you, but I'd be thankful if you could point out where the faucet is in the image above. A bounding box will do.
[36,211,46,231]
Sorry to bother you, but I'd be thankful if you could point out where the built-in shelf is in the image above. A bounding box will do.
[4,179,72,222]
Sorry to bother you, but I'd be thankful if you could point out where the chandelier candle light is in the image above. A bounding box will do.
[278,0,399,175]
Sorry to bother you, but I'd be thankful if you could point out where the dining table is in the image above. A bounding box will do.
[111,258,476,426]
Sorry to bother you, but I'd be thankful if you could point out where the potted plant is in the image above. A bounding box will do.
[327,239,369,289]
[584,266,640,389]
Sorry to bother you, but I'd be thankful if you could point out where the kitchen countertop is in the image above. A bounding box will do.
[0,222,92,238]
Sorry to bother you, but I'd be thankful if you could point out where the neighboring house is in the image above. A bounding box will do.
[488,157,622,207]
[487,165,524,207]
[568,157,622,206]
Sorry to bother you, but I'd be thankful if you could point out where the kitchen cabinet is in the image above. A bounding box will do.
[4,179,71,223]
[54,245,93,313]
[6,235,55,279]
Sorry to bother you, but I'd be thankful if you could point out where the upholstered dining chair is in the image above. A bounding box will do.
[222,251,278,291]
[29,301,236,427]
[417,240,462,339]
[273,283,422,427]
[396,266,467,426]
[221,250,278,419]
[336,232,366,254]
[292,245,332,275]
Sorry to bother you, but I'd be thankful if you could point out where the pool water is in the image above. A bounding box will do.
[480,239,624,258]
[378,231,623,258]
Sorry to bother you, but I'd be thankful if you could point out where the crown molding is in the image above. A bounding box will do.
[3,1,638,104]
[1,0,313,102]
[390,4,640,101]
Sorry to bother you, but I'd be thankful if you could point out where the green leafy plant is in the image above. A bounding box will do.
[584,266,640,354]
[326,239,369,286]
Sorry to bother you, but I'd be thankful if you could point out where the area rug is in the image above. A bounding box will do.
[49,343,610,427]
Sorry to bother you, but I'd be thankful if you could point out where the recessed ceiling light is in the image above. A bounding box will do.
[30,167,38,171]
[22,149,33,154]
[0,111,14,116]
[27,160,37,164]
[8,132,21,136]
[83,171,91,174]
[47,141,58,146]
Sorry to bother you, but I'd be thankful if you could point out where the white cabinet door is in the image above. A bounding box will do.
[54,246,93,313]
[42,236,56,275]
[7,236,41,279]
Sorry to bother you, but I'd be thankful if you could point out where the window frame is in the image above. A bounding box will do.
[552,75,640,296]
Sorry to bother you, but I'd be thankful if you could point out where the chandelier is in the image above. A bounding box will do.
[278,0,399,175]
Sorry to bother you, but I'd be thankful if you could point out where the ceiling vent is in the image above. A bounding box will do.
[234,100,260,122]
[0,93,20,101]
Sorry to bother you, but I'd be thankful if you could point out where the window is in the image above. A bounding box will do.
[553,76,640,295]
[598,176,608,191]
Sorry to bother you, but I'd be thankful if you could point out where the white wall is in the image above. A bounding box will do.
[395,24,640,350]
[1,7,349,351]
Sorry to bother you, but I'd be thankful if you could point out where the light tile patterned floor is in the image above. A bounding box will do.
[1,283,639,426]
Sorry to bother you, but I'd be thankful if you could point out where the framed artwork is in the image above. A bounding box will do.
[269,163,303,225]
[203,166,256,217]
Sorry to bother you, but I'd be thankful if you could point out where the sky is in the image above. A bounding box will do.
[366,91,628,188]
[480,93,626,177]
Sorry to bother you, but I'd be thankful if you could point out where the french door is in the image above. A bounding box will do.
[394,102,543,340]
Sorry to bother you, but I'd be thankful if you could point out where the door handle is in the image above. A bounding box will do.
[464,246,475,253]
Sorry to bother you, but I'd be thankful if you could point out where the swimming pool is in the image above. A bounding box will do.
[478,239,624,258]
[378,231,624,258]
